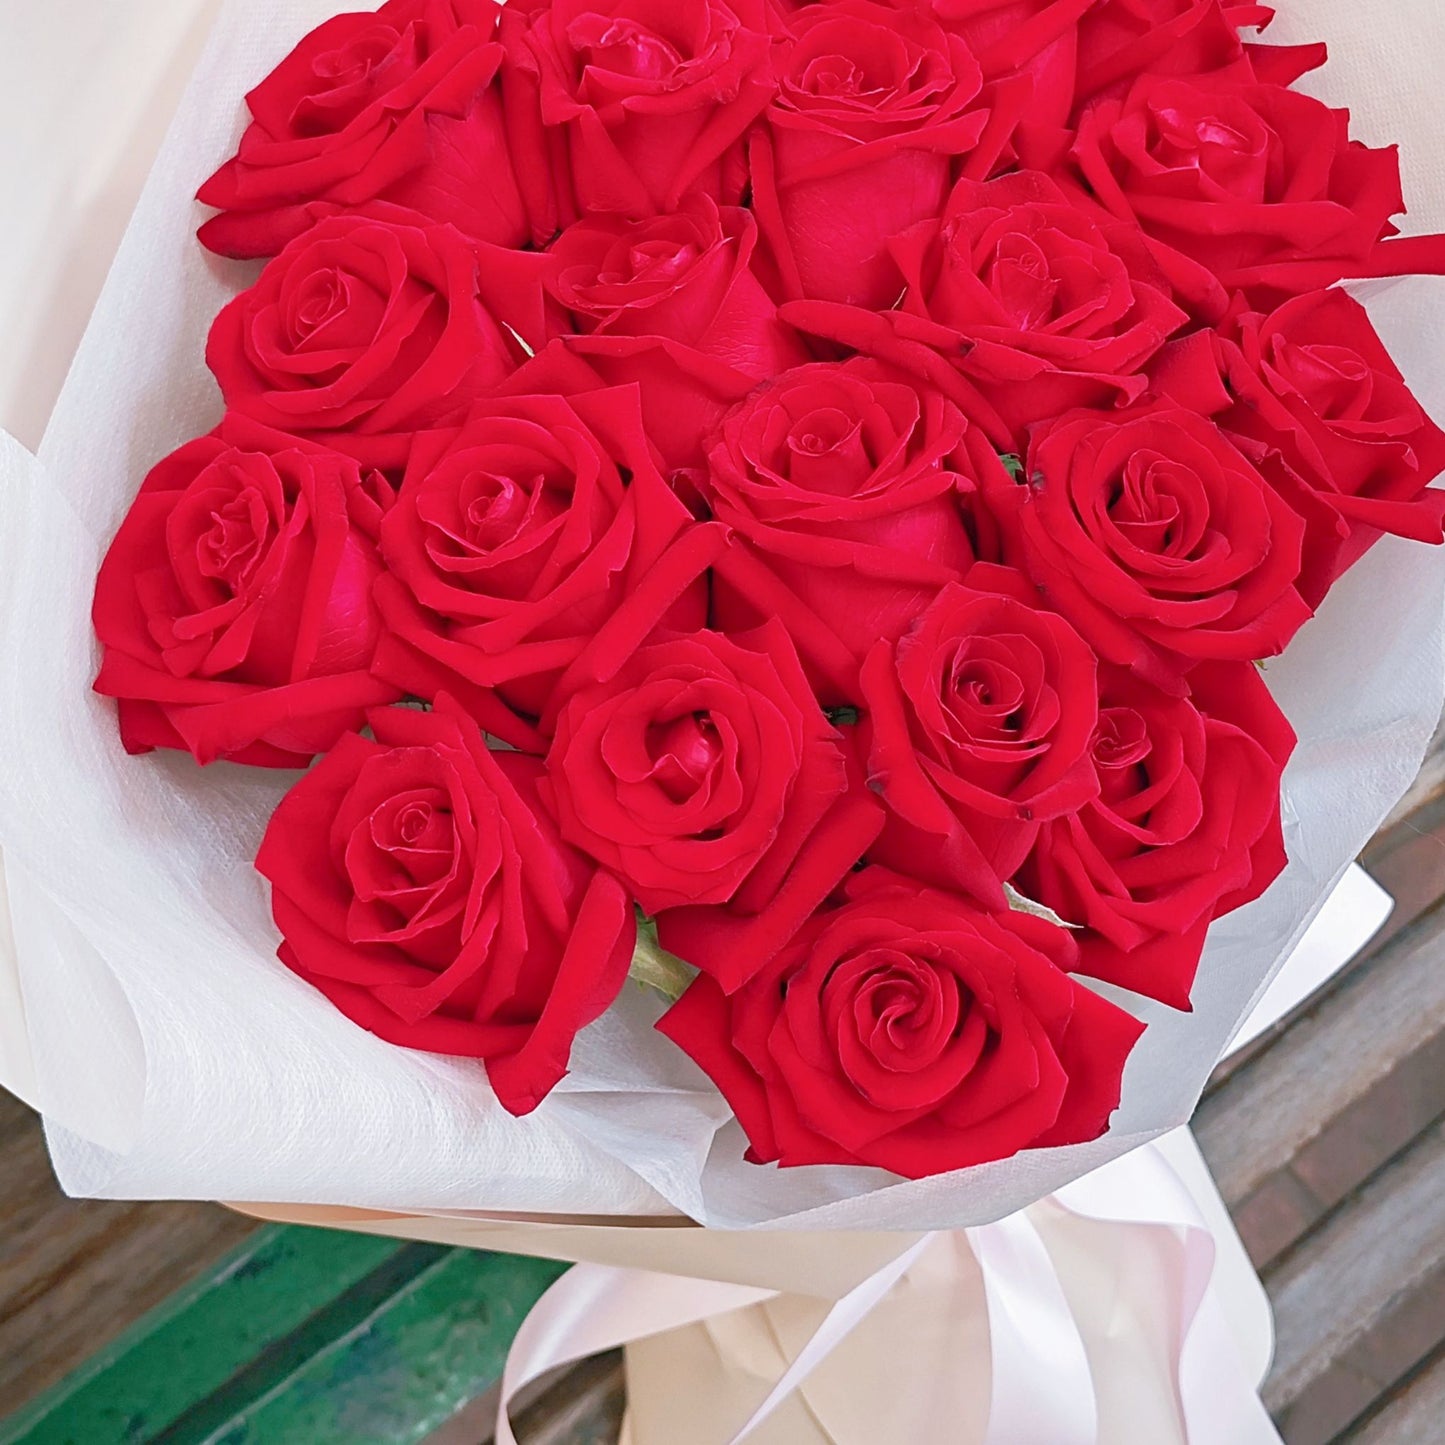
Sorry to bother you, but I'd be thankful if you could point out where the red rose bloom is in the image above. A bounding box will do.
[1155,288,1445,606]
[537,197,809,467]
[704,358,985,702]
[256,696,636,1116]
[754,0,990,307]
[369,386,704,751]
[544,623,850,915]
[197,0,528,259]
[658,868,1145,1178]
[860,564,1101,907]
[1001,405,1312,686]
[784,169,1187,432]
[92,418,398,767]
[499,0,778,236]
[1018,661,1294,1008]
[1070,71,1413,314]
[207,209,535,450]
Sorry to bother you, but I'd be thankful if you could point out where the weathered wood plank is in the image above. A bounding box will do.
[1264,1122,1445,1445]
[0,1228,406,1443]
[0,1091,257,1412]
[1194,902,1445,1266]
[1353,1347,1445,1444]
[189,1246,566,1445]
[1209,780,1445,1096]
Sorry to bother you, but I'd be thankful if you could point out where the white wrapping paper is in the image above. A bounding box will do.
[0,0,1441,1229]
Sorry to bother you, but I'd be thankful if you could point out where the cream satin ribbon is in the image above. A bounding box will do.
[495,1141,1280,1445]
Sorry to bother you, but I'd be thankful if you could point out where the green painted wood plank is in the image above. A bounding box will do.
[0,1225,406,1445]
[187,1248,567,1445]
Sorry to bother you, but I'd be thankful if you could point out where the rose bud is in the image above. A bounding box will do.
[539,197,810,469]
[92,416,399,767]
[1017,661,1295,1009]
[703,357,989,703]
[658,867,1145,1178]
[1154,287,1445,607]
[860,563,1101,907]
[1000,404,1312,688]
[369,385,707,752]
[754,0,990,308]
[256,695,636,1117]
[197,0,529,259]
[206,208,543,458]
[499,0,780,237]
[543,622,853,917]
[782,170,1188,434]
[1069,70,1430,316]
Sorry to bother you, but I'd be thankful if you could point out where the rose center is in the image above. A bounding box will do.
[947,655,1026,738]
[1276,340,1376,421]
[460,471,538,549]
[989,233,1059,330]
[570,15,685,82]
[615,238,700,286]
[802,54,868,98]
[647,711,722,803]
[286,267,351,344]
[198,490,268,591]
[313,30,395,88]
[1109,454,1192,556]
[781,404,873,493]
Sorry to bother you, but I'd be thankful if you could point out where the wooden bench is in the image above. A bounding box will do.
[3,763,1445,1444]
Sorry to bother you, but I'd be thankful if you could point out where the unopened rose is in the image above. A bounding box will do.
[207,209,536,456]
[860,564,1101,906]
[1154,287,1445,606]
[1018,661,1294,1008]
[999,405,1312,685]
[369,385,704,751]
[544,623,849,915]
[539,196,809,466]
[500,0,778,234]
[705,358,988,701]
[1069,70,1411,314]
[754,0,990,307]
[198,0,528,258]
[93,416,398,766]
[257,696,636,1116]
[783,169,1187,432]
[659,868,1144,1177]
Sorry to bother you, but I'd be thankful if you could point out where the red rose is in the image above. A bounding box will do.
[536,197,809,467]
[860,563,1101,907]
[93,416,398,767]
[1069,71,1411,314]
[368,386,705,751]
[753,0,989,307]
[783,169,1187,432]
[1000,405,1312,686]
[1018,661,1294,1008]
[499,0,778,236]
[544,622,850,915]
[207,209,536,449]
[256,696,636,1116]
[197,0,528,259]
[703,357,986,702]
[1155,288,1445,606]
[658,868,1145,1178]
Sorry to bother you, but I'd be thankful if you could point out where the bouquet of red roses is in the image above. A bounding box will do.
[1,0,1443,1236]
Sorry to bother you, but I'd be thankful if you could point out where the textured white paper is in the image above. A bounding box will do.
[0,0,1440,1227]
